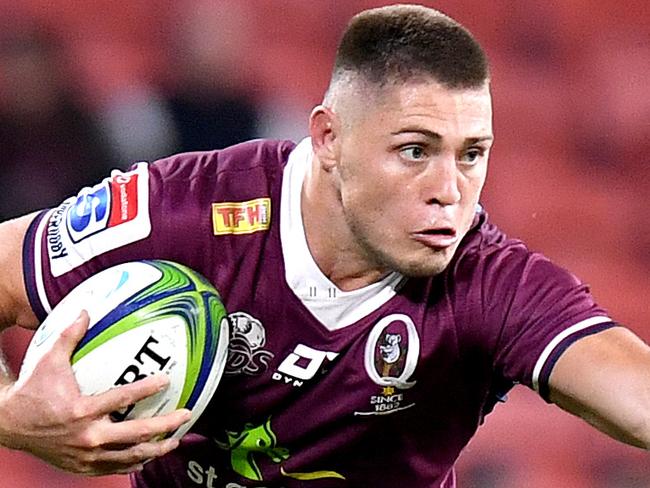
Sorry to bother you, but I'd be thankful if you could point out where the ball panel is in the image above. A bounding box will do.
[73,260,196,354]
[21,262,163,378]
[139,260,197,299]
[72,318,187,403]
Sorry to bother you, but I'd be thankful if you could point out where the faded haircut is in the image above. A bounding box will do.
[326,4,489,96]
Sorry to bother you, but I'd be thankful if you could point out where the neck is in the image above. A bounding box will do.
[301,156,389,291]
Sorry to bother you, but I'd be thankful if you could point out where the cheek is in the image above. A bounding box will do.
[344,184,402,235]
[458,176,484,217]
[462,172,486,203]
[341,169,390,208]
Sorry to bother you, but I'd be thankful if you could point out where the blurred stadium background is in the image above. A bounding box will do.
[0,0,648,486]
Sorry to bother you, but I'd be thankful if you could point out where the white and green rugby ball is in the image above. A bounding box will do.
[19,260,229,439]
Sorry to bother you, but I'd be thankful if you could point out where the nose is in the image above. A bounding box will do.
[421,155,461,206]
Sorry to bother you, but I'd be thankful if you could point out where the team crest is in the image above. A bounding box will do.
[225,311,274,376]
[364,314,419,389]
[355,314,419,416]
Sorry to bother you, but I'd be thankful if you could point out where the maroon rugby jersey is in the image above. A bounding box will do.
[23,139,615,487]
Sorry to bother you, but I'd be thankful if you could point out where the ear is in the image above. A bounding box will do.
[309,105,339,172]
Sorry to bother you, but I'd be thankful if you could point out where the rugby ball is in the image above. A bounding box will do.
[19,260,229,439]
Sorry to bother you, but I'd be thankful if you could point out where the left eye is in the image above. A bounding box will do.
[461,148,484,164]
[400,146,426,161]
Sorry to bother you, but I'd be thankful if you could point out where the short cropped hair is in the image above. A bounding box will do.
[329,4,489,90]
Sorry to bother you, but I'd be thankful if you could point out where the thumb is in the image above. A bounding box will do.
[55,310,91,358]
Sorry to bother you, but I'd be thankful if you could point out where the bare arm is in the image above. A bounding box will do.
[548,326,650,448]
[0,214,39,387]
[0,214,39,334]
[0,214,190,474]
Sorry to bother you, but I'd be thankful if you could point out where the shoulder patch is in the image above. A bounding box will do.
[46,163,151,277]
[212,198,271,235]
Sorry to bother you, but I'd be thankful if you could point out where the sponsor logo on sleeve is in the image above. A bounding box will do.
[46,164,151,277]
[212,198,271,235]
[67,172,140,243]
[46,201,73,260]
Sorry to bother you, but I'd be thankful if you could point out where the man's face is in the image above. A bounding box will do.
[331,80,493,277]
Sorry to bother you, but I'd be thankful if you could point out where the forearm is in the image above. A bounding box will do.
[0,214,40,333]
[0,345,13,386]
[550,384,650,449]
[0,213,37,444]
[549,327,650,450]
[0,333,17,452]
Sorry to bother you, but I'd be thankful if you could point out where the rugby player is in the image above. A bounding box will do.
[0,5,649,487]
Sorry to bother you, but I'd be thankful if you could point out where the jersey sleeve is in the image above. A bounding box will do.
[22,139,294,323]
[480,247,616,400]
[22,156,209,322]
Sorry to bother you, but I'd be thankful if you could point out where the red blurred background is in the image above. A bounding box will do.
[0,1,648,486]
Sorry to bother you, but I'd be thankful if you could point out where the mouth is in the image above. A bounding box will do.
[411,227,458,249]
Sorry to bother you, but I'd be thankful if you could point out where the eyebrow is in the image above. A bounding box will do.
[391,128,494,144]
[466,136,494,144]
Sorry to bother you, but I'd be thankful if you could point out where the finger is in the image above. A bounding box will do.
[78,437,178,477]
[98,409,192,446]
[91,437,180,471]
[54,310,91,358]
[87,374,170,415]
[98,463,144,476]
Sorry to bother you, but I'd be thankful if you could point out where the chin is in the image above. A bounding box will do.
[399,261,450,278]
[361,234,457,278]
[388,252,453,278]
